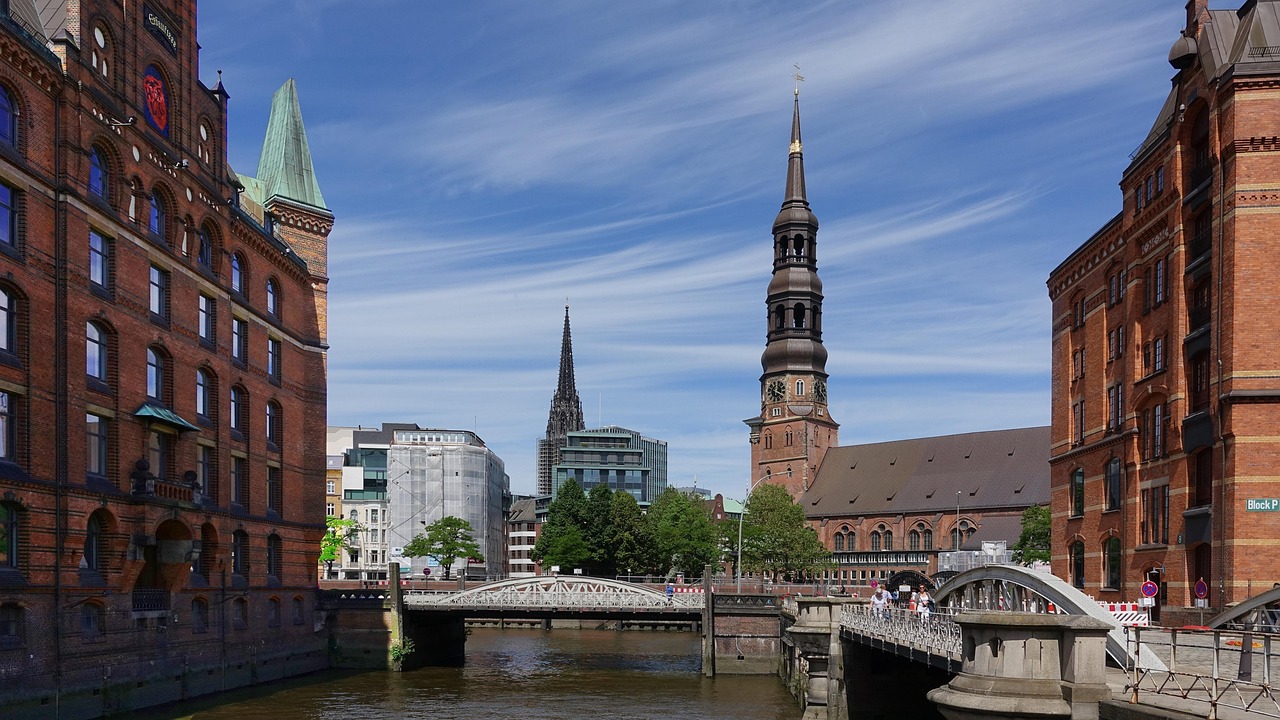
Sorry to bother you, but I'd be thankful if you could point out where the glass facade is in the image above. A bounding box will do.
[551,426,668,503]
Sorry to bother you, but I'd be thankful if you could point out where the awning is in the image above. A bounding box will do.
[134,403,201,433]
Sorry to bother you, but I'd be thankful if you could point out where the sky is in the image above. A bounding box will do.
[197,1,1188,501]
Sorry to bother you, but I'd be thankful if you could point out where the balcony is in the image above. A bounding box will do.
[1188,305,1210,333]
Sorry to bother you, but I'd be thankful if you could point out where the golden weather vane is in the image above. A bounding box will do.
[793,63,805,96]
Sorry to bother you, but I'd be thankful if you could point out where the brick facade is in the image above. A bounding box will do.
[0,1,331,712]
[1047,0,1280,619]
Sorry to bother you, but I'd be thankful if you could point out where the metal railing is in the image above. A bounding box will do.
[130,588,170,613]
[1127,625,1280,719]
[840,604,961,660]
[406,577,704,610]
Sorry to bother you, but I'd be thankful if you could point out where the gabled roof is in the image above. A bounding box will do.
[801,426,1050,519]
[241,79,327,211]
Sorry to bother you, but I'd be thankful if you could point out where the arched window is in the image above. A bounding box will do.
[146,347,164,400]
[197,227,212,267]
[923,528,933,550]
[148,191,165,237]
[1105,458,1122,511]
[83,513,102,571]
[232,597,248,630]
[833,532,844,551]
[191,597,209,633]
[883,530,893,551]
[266,400,281,447]
[230,253,245,294]
[89,147,109,200]
[793,303,807,329]
[0,502,19,568]
[266,278,279,317]
[1104,536,1122,590]
[268,596,281,627]
[909,529,921,551]
[229,385,245,432]
[1070,540,1086,589]
[784,430,793,446]
[870,530,881,552]
[0,287,13,354]
[763,431,772,450]
[793,235,805,259]
[86,321,107,382]
[774,304,785,330]
[266,534,283,580]
[196,368,212,419]
[292,596,305,625]
[90,25,111,81]
[147,429,170,481]
[80,601,104,638]
[232,530,249,575]
[951,520,973,550]
[0,85,16,148]
[1070,467,1085,517]
[795,380,805,396]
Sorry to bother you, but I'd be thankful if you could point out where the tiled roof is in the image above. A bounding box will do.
[802,426,1050,519]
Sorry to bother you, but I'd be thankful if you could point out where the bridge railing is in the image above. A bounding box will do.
[840,604,961,659]
[1127,625,1280,718]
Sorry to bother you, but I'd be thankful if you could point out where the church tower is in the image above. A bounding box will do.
[536,305,586,495]
[746,89,839,499]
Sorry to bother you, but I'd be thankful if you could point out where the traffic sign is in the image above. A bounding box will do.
[1194,578,1209,599]
[1140,580,1159,598]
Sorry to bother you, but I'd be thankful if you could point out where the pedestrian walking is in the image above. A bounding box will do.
[665,582,674,605]
[917,586,932,624]
[870,586,890,620]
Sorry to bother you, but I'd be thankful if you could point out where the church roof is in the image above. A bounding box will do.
[240,78,328,211]
[802,426,1050,519]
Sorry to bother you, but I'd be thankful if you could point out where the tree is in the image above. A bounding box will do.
[585,482,617,575]
[1011,505,1051,565]
[403,516,482,580]
[739,484,831,581]
[319,515,361,578]
[610,490,654,578]
[532,479,592,571]
[646,487,718,578]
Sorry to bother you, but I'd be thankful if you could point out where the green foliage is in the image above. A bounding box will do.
[646,487,718,578]
[403,516,482,580]
[585,482,617,575]
[1011,505,1052,565]
[610,490,654,576]
[319,515,361,566]
[532,479,592,571]
[389,637,415,662]
[739,484,831,580]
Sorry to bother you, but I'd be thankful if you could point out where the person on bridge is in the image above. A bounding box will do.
[870,586,890,620]
[665,582,674,605]
[917,586,932,625]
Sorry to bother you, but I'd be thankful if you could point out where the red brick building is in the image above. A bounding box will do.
[0,1,332,713]
[1047,0,1280,621]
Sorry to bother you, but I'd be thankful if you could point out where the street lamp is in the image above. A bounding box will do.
[736,473,772,592]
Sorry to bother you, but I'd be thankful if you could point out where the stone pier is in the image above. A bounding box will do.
[927,612,1113,720]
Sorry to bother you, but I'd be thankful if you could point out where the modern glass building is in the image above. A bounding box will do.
[551,426,667,503]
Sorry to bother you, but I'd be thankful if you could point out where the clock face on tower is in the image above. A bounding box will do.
[814,380,827,403]
[766,379,786,403]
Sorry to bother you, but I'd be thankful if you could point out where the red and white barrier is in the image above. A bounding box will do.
[1098,600,1149,627]
[672,587,703,594]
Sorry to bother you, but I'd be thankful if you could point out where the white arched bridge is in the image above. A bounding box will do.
[403,575,705,619]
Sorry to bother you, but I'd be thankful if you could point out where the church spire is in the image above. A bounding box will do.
[537,305,586,496]
[555,304,579,402]
[748,86,838,500]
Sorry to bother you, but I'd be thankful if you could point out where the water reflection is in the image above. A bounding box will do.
[139,628,799,720]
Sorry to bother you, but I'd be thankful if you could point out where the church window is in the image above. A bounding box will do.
[774,305,785,330]
[793,303,807,329]
[833,532,844,551]
[793,235,805,259]
[796,380,805,396]
[785,430,793,446]
[763,432,772,450]
[771,407,781,417]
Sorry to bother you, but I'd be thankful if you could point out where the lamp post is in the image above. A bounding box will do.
[955,491,962,550]
[736,473,771,593]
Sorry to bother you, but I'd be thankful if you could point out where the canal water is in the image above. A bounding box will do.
[136,628,800,719]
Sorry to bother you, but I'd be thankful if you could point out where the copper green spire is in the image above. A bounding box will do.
[255,78,327,210]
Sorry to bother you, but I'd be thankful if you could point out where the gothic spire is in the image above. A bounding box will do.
[555,304,579,401]
[776,90,817,232]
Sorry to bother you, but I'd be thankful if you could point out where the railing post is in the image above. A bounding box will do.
[1130,626,1140,704]
[1210,630,1219,720]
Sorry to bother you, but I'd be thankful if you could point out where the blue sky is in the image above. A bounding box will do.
[197,1,1185,500]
